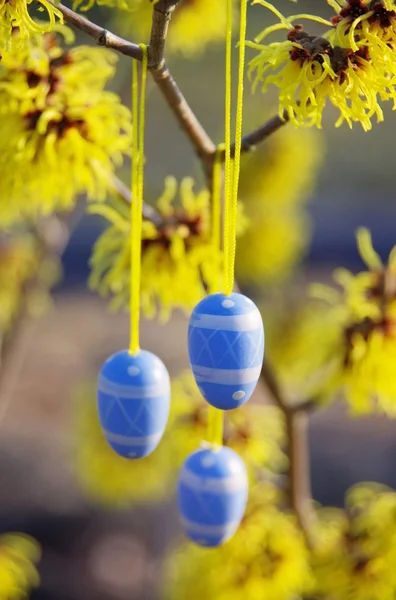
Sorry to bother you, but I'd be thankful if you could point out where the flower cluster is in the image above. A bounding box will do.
[0,27,131,226]
[165,480,396,600]
[74,371,285,506]
[236,124,323,284]
[0,533,40,599]
[166,503,312,600]
[249,0,396,129]
[90,176,231,321]
[268,228,396,415]
[313,484,396,600]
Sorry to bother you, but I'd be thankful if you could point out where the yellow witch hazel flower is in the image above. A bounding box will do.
[313,483,396,600]
[74,372,285,506]
[114,0,239,56]
[0,533,40,599]
[268,228,396,415]
[166,504,312,600]
[236,125,323,284]
[0,0,62,51]
[248,0,396,130]
[90,176,225,321]
[0,27,131,226]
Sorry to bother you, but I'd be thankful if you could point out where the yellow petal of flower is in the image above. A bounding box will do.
[90,177,223,320]
[0,29,131,225]
[0,0,62,51]
[268,228,396,414]
[0,533,40,599]
[165,505,312,600]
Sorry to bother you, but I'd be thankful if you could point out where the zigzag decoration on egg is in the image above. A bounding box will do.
[188,292,265,410]
[97,350,170,459]
[178,445,248,547]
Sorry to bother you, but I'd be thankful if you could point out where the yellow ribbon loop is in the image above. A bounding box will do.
[224,0,248,296]
[206,0,248,446]
[129,44,148,356]
[223,0,233,296]
[212,143,225,292]
[207,143,226,447]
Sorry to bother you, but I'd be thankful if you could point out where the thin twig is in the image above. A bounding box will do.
[231,111,289,157]
[148,0,216,160]
[148,2,176,69]
[51,1,143,59]
[150,64,216,161]
[110,175,163,227]
[261,360,316,546]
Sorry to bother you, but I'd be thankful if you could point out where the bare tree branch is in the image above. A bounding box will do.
[232,111,289,157]
[110,175,163,227]
[49,0,287,164]
[51,1,143,59]
[260,360,316,546]
[150,65,216,161]
[50,1,216,162]
[149,1,175,68]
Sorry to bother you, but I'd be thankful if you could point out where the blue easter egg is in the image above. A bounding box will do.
[97,349,170,459]
[188,292,264,410]
[178,446,248,547]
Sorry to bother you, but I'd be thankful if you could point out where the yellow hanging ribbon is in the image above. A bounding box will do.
[223,0,233,298]
[211,143,225,292]
[207,144,226,447]
[224,0,248,296]
[129,45,148,356]
[206,0,248,447]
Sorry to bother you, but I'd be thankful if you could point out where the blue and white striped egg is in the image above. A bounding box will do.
[188,292,264,410]
[97,349,170,459]
[178,445,248,547]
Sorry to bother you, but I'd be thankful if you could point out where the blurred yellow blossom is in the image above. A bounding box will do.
[236,125,323,284]
[115,0,239,56]
[90,176,227,321]
[248,0,396,129]
[0,1,62,51]
[74,371,285,506]
[266,300,341,404]
[74,382,172,505]
[0,28,131,226]
[167,371,287,481]
[166,505,312,600]
[313,483,396,600]
[268,228,396,415]
[238,125,323,208]
[0,533,40,599]
[0,237,40,333]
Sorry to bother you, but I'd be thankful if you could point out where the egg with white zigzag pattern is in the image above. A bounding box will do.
[97,350,170,459]
[177,445,248,547]
[188,292,264,410]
